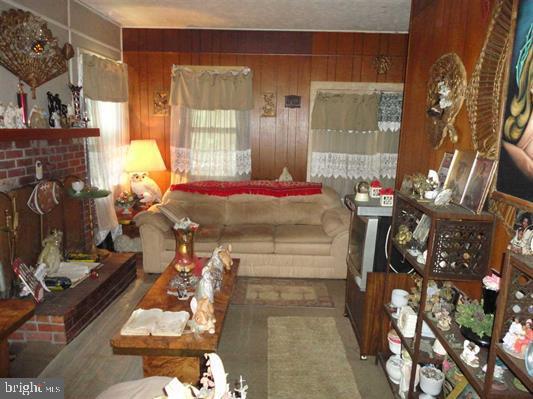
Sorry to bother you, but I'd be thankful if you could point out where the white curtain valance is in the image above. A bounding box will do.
[82,54,128,102]
[169,65,253,110]
[310,152,398,180]
[311,92,379,131]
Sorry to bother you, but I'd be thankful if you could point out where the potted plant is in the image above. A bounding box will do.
[455,299,494,347]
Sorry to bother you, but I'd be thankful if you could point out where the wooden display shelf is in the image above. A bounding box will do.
[0,128,99,141]
[376,351,402,399]
[395,192,494,222]
[391,240,425,276]
[383,303,443,365]
[495,344,532,392]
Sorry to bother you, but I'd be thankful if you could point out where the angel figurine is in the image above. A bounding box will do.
[460,340,480,368]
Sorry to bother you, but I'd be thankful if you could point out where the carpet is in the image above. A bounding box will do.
[231,277,334,308]
[268,316,361,399]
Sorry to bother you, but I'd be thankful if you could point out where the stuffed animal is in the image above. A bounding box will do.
[37,230,63,275]
[130,172,162,204]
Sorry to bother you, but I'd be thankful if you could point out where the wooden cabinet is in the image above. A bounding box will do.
[379,192,502,398]
[484,252,533,396]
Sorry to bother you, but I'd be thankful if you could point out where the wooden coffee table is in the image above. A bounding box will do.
[111,258,239,383]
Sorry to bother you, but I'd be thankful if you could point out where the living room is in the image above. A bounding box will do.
[0,0,532,398]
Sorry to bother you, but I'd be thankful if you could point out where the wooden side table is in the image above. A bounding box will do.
[0,299,35,377]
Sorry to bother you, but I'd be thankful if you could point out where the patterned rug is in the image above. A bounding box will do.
[231,277,334,308]
[268,317,361,399]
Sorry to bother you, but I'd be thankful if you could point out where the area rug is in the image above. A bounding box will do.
[268,316,361,399]
[231,278,334,308]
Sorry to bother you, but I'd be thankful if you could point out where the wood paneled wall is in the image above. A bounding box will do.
[123,29,408,190]
[396,0,517,270]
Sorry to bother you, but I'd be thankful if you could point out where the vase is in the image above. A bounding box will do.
[173,228,196,272]
[460,325,491,348]
[419,366,444,399]
[483,288,498,314]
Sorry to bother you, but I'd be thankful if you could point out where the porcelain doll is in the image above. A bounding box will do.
[503,317,523,352]
[460,340,480,368]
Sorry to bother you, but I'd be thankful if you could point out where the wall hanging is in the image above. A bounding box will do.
[466,0,514,160]
[425,53,467,149]
[0,9,74,99]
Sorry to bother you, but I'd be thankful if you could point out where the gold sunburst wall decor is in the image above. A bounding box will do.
[425,53,467,149]
[466,0,514,160]
[0,9,74,99]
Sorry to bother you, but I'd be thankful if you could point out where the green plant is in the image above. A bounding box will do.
[454,299,494,339]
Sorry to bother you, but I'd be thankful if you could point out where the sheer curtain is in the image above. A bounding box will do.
[169,66,253,183]
[308,88,402,197]
[81,53,129,244]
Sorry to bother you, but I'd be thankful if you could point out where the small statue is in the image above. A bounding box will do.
[395,225,413,245]
[503,317,523,352]
[460,340,480,368]
[51,112,61,129]
[436,309,451,331]
[37,230,63,275]
[193,297,215,334]
[15,107,25,128]
[29,106,48,128]
[514,319,533,356]
[3,102,17,128]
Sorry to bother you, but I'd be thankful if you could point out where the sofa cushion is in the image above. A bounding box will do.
[276,200,324,225]
[275,225,332,243]
[225,196,279,225]
[274,242,331,256]
[181,201,226,226]
[220,224,274,254]
[322,207,350,237]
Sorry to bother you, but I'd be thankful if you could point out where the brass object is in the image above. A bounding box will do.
[395,225,413,246]
[0,9,73,99]
[426,53,467,148]
[466,0,514,159]
[373,55,392,75]
[261,92,276,117]
[153,91,169,115]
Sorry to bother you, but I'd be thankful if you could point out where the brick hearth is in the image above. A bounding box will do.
[9,253,137,345]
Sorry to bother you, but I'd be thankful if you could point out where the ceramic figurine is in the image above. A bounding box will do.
[503,318,523,354]
[433,189,452,206]
[192,297,215,334]
[37,230,63,275]
[51,112,61,129]
[395,225,413,245]
[416,250,427,264]
[4,102,17,128]
[15,107,25,128]
[436,309,451,331]
[512,319,533,357]
[29,106,48,128]
[460,340,480,368]
[130,172,162,204]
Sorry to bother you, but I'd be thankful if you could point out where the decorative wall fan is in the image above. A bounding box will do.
[425,53,467,149]
[466,0,514,160]
[0,9,74,99]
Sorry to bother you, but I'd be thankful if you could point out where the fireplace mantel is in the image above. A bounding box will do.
[0,128,99,141]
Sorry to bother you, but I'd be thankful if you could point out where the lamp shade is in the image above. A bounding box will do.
[124,139,166,172]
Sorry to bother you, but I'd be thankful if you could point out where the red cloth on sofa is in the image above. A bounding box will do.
[169,180,322,197]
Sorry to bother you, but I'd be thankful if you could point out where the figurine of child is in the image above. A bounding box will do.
[513,319,533,356]
[460,340,480,368]
[503,317,523,352]
[436,309,452,331]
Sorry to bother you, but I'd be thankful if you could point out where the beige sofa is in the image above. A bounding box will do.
[134,186,350,278]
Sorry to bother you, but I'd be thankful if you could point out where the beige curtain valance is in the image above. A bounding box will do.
[311,92,379,131]
[169,65,253,110]
[82,54,128,102]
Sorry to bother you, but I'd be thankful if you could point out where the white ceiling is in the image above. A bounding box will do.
[80,0,411,33]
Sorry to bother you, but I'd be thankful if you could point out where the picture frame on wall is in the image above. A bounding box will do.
[509,210,533,256]
[496,0,533,202]
[437,152,454,188]
[460,156,497,214]
[443,150,476,204]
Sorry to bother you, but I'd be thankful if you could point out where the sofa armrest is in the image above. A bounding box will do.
[321,207,350,237]
[133,206,173,233]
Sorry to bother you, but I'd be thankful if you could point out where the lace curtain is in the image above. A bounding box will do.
[170,107,251,182]
[309,90,401,197]
[169,66,252,183]
[82,53,129,244]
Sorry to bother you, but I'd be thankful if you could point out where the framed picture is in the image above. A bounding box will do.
[413,214,431,245]
[446,377,468,399]
[437,152,454,188]
[510,210,533,256]
[443,150,476,204]
[496,0,533,202]
[460,156,497,214]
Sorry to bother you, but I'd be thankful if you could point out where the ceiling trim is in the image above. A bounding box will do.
[121,26,409,34]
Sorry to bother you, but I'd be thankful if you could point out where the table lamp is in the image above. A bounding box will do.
[124,139,166,204]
